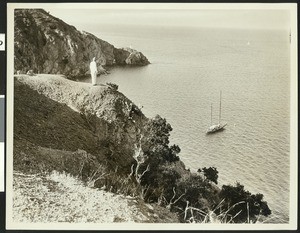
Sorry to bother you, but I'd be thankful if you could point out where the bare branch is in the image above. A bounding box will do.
[141,184,151,199]
[173,188,186,204]
[166,187,186,210]
[169,187,177,205]
[247,202,250,223]
[87,172,107,188]
[129,164,134,177]
[228,209,243,223]
[184,201,189,221]
[89,164,104,182]
[78,161,85,178]
[139,164,150,179]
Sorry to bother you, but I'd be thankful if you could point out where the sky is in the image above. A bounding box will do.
[44,7,291,31]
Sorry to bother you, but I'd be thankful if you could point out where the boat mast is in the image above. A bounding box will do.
[211,103,213,125]
[219,91,222,124]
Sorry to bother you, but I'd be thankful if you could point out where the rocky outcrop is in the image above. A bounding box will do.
[114,47,150,66]
[14,9,149,78]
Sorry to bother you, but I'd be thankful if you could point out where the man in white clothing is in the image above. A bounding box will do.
[90,57,98,86]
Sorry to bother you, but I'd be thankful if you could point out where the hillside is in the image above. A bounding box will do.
[14,9,149,78]
[13,74,180,223]
[13,74,271,224]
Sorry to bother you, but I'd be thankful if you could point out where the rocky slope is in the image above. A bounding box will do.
[14,9,149,78]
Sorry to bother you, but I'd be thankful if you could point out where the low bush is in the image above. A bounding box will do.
[106,82,118,91]
[219,183,271,223]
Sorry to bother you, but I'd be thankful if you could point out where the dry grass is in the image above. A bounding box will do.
[13,171,148,223]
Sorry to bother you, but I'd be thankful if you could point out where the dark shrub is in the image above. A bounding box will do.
[106,82,118,91]
[219,183,271,223]
[199,167,219,184]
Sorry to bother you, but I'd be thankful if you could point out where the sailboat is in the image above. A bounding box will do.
[206,91,227,134]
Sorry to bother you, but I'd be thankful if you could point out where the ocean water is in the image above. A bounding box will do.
[83,25,290,222]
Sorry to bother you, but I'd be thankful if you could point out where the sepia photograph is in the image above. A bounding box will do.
[6,2,297,230]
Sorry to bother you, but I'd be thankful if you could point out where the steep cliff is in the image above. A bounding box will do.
[14,9,149,78]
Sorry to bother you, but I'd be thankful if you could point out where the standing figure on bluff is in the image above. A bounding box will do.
[90,57,98,86]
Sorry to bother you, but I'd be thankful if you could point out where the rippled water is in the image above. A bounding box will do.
[83,26,290,222]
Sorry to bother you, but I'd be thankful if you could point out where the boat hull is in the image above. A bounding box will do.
[206,123,227,134]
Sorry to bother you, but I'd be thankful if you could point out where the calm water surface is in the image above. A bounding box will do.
[83,25,290,222]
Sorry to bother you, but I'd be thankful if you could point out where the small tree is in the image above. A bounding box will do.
[129,138,150,199]
[136,115,181,202]
[199,167,219,184]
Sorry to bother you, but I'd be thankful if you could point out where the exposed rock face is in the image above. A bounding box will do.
[114,47,150,66]
[14,9,150,78]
